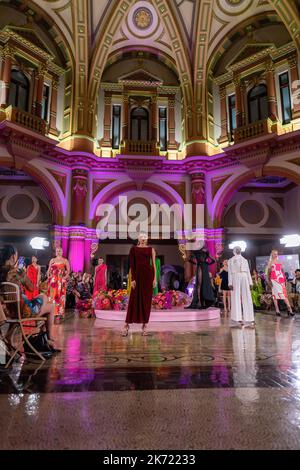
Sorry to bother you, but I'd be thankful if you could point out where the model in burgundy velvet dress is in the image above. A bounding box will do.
[123,239,156,336]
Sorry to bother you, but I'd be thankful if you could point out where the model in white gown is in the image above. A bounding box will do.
[228,246,254,325]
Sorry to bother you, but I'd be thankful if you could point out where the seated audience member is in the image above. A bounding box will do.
[74,273,94,318]
[0,297,7,325]
[251,269,264,309]
[288,269,300,313]
[66,275,76,309]
[0,245,60,352]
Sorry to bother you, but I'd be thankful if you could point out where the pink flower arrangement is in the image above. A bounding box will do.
[152,290,191,310]
[93,289,128,311]
[94,289,190,311]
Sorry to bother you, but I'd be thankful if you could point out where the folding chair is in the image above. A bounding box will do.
[0,282,47,368]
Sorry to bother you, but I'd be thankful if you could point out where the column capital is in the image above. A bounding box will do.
[233,74,241,87]
[288,54,298,69]
[72,168,88,178]
[72,170,88,196]
[104,90,112,100]
[265,60,275,73]
[3,44,15,59]
[37,64,47,79]
[52,78,59,90]
[190,171,205,181]
[219,85,227,99]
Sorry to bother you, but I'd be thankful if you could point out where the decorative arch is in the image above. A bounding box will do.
[30,0,75,61]
[207,12,289,75]
[26,160,67,223]
[193,0,213,140]
[104,45,179,79]
[0,158,66,225]
[88,0,193,138]
[212,164,300,227]
[267,0,300,53]
[89,177,185,221]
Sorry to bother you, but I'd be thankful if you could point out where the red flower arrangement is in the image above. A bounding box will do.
[152,290,191,310]
[93,289,128,311]
[94,289,190,311]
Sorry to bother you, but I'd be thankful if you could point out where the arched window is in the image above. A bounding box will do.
[8,70,30,111]
[130,107,149,141]
[248,84,268,123]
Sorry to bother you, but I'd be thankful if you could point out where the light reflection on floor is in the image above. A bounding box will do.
[1,312,300,449]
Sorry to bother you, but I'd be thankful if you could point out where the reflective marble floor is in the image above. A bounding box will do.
[1,312,300,449]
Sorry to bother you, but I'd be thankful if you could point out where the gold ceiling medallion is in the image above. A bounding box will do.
[133,8,153,30]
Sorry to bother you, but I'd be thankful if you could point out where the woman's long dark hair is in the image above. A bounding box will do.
[0,245,17,283]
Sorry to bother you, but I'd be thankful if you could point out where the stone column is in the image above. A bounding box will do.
[0,45,13,106]
[49,78,59,135]
[234,75,243,128]
[61,226,70,259]
[191,172,205,230]
[101,91,112,147]
[151,94,158,143]
[240,81,246,126]
[35,66,46,118]
[70,169,88,226]
[122,90,129,142]
[68,227,86,272]
[219,85,228,143]
[265,60,278,121]
[289,55,300,119]
[167,94,177,150]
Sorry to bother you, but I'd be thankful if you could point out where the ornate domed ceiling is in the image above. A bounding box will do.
[1,0,299,147]
[9,0,299,66]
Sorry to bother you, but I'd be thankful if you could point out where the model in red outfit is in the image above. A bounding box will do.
[123,233,156,336]
[25,256,40,300]
[93,257,107,295]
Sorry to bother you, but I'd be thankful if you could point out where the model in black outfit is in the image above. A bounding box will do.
[186,246,216,309]
[218,259,231,315]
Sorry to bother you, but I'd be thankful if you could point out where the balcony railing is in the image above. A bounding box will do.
[233,118,273,143]
[3,106,48,135]
[125,140,156,154]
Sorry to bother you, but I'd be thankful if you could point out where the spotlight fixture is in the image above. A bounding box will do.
[280,234,300,248]
[29,237,50,250]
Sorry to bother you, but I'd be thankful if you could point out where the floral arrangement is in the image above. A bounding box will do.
[152,290,191,310]
[76,298,94,318]
[93,289,191,311]
[93,289,129,311]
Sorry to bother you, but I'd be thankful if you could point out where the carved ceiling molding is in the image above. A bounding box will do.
[267,0,300,53]
[89,0,193,140]
[193,0,213,140]
[30,0,75,56]
[214,41,296,85]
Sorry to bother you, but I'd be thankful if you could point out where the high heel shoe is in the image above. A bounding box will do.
[288,310,295,317]
[275,311,281,317]
[121,325,129,337]
[141,326,150,336]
